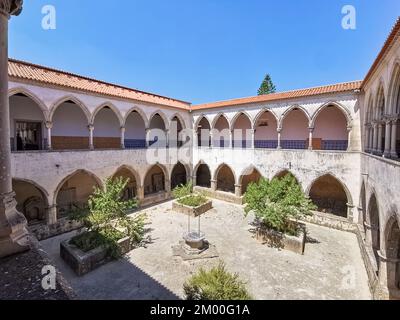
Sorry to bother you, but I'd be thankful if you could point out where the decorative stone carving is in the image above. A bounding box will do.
[0,0,23,17]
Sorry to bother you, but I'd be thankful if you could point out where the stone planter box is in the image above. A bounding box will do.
[60,233,132,276]
[172,198,213,217]
[255,223,306,255]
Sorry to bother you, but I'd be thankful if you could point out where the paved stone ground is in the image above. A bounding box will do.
[41,200,371,300]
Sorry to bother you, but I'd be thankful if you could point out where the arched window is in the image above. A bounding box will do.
[125,110,146,149]
[195,164,211,188]
[216,165,235,193]
[93,106,121,149]
[254,111,278,149]
[240,168,262,195]
[171,162,187,190]
[232,113,252,148]
[281,108,309,149]
[213,115,230,148]
[149,113,167,147]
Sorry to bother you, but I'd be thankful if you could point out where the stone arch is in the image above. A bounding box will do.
[170,113,187,129]
[367,191,381,268]
[366,94,375,124]
[143,164,168,196]
[273,170,301,185]
[149,111,169,130]
[196,116,212,147]
[388,61,400,115]
[91,103,123,149]
[311,102,350,150]
[383,215,400,297]
[54,169,102,218]
[280,105,311,150]
[49,95,91,123]
[212,114,231,148]
[170,114,185,147]
[91,102,124,127]
[170,162,188,190]
[148,112,169,147]
[194,162,211,188]
[12,178,49,226]
[124,106,149,128]
[214,163,236,193]
[9,90,49,151]
[8,87,49,121]
[239,166,262,195]
[112,165,140,200]
[307,173,352,218]
[231,112,253,148]
[254,109,279,148]
[375,82,386,121]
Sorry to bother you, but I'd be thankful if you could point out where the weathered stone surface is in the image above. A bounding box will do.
[194,186,243,204]
[172,198,212,217]
[60,234,132,276]
[29,218,82,241]
[255,224,306,255]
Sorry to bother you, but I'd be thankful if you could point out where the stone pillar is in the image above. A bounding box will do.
[165,129,170,148]
[308,127,314,150]
[46,205,57,225]
[0,0,29,258]
[364,222,372,246]
[145,128,150,148]
[250,129,255,149]
[384,120,392,157]
[191,175,197,187]
[234,184,242,197]
[346,203,354,222]
[45,121,53,150]
[347,126,352,151]
[372,123,378,154]
[277,128,282,149]
[390,119,398,158]
[209,130,214,148]
[210,179,217,191]
[377,123,383,155]
[120,126,125,149]
[165,179,171,195]
[137,186,145,205]
[366,126,372,152]
[369,125,374,153]
[88,124,94,150]
[375,251,397,300]
[229,129,233,148]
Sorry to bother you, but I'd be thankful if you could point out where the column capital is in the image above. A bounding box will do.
[0,0,23,18]
[120,126,126,132]
[88,124,94,131]
[45,121,53,129]
[347,126,353,132]
[277,127,282,133]
[308,126,314,132]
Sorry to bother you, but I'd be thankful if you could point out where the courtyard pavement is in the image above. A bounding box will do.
[41,199,371,300]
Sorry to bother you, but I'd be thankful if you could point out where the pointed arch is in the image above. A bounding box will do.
[311,101,352,128]
[149,111,169,130]
[124,106,149,128]
[230,111,253,129]
[214,163,236,193]
[143,164,168,195]
[194,114,212,130]
[388,60,400,115]
[279,105,311,128]
[307,173,352,218]
[91,102,124,127]
[49,95,91,123]
[170,162,188,190]
[194,161,211,188]
[112,165,141,188]
[375,81,386,120]
[170,112,187,129]
[254,109,279,149]
[273,170,301,185]
[239,165,262,195]
[383,214,400,296]
[254,108,279,127]
[8,87,49,121]
[211,113,231,130]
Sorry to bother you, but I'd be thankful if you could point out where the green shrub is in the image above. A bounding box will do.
[244,174,316,235]
[69,177,146,258]
[178,194,208,207]
[184,262,252,300]
[172,182,193,200]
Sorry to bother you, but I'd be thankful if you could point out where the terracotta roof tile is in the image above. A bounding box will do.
[8,59,191,110]
[192,81,362,110]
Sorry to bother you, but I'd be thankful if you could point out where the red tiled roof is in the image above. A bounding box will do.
[362,17,400,88]
[192,81,362,110]
[8,59,191,110]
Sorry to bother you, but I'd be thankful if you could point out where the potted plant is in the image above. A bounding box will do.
[244,175,316,254]
[60,177,147,276]
[172,182,212,217]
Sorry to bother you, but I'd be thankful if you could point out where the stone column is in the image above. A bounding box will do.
[377,123,383,155]
[165,129,170,148]
[384,120,392,157]
[46,205,57,225]
[375,251,400,300]
[191,175,197,187]
[372,123,378,154]
[145,128,150,148]
[308,127,314,150]
[0,0,29,258]
[120,126,125,149]
[277,128,282,149]
[347,126,352,151]
[346,203,354,221]
[88,124,94,150]
[234,184,242,197]
[229,129,233,148]
[210,179,217,191]
[364,222,372,246]
[209,130,214,148]
[45,121,53,150]
[137,186,145,206]
[250,129,255,149]
[366,125,372,152]
[390,119,398,158]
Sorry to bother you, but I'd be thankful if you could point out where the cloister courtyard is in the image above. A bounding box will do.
[41,199,370,300]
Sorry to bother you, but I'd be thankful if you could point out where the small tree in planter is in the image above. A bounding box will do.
[69,177,146,259]
[172,182,208,208]
[244,175,315,253]
[184,262,252,300]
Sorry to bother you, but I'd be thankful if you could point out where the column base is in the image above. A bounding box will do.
[0,192,30,258]
[390,151,399,159]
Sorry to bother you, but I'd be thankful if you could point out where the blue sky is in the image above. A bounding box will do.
[9,0,400,104]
